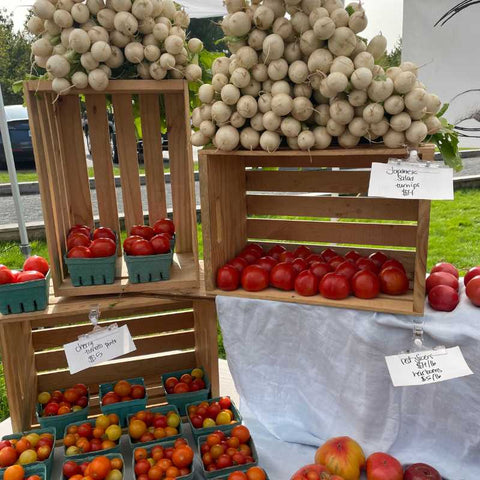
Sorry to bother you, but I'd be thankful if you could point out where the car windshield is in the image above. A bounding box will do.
[4,105,28,122]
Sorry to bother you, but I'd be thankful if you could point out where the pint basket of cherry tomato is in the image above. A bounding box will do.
[0,256,50,315]
[62,453,124,480]
[161,367,211,416]
[99,378,147,427]
[132,437,195,480]
[64,225,118,287]
[198,425,259,479]
[186,397,242,440]
[212,466,270,480]
[0,462,47,480]
[2,427,56,477]
[36,385,89,437]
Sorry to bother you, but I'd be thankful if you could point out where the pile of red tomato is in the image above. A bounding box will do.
[0,255,49,285]
[217,243,409,300]
[123,219,175,256]
[101,379,146,405]
[66,225,116,259]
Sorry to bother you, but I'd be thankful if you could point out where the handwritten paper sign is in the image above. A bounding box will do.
[385,347,473,387]
[64,325,136,374]
[368,162,454,200]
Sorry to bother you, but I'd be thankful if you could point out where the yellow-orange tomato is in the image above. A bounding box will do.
[4,465,24,480]
[246,467,267,480]
[101,440,116,450]
[15,438,31,454]
[147,466,163,480]
[134,448,148,462]
[172,446,194,469]
[67,425,78,434]
[165,466,180,477]
[107,413,119,425]
[158,458,172,471]
[89,456,112,480]
[64,433,76,447]
[110,457,123,470]
[231,425,250,444]
[164,427,178,437]
[129,419,147,440]
[93,427,105,439]
[113,380,131,398]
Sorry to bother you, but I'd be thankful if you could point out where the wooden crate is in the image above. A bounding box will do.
[199,145,435,316]
[24,80,198,297]
[0,293,218,432]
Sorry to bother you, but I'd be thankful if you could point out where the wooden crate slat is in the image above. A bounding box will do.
[246,170,371,193]
[413,200,431,313]
[37,351,197,392]
[85,94,121,238]
[247,194,419,221]
[111,93,144,232]
[247,218,418,248]
[55,95,94,227]
[139,94,167,223]
[35,331,196,371]
[32,310,194,350]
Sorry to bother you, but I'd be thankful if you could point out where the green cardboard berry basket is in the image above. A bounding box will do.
[127,404,184,449]
[186,396,242,440]
[132,438,195,480]
[124,251,173,284]
[0,462,47,480]
[2,427,56,477]
[0,271,50,315]
[197,426,259,479]
[62,418,121,461]
[62,452,125,480]
[36,388,90,436]
[161,368,211,416]
[64,254,116,287]
[99,377,147,427]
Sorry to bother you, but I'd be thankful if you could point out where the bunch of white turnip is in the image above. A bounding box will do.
[191,0,443,151]
[28,0,204,93]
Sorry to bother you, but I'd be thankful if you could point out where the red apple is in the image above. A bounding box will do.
[366,452,402,480]
[403,463,442,480]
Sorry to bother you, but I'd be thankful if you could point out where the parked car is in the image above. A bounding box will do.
[0,105,35,170]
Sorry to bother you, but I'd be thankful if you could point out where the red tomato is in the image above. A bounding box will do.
[294,270,319,296]
[173,382,190,394]
[292,258,307,274]
[465,266,480,287]
[67,232,91,250]
[130,225,154,240]
[90,238,116,258]
[305,254,324,265]
[241,265,269,291]
[123,235,144,255]
[23,255,49,275]
[270,262,296,291]
[0,268,15,284]
[319,273,350,300]
[216,453,233,469]
[335,260,357,281]
[321,248,337,262]
[356,257,379,274]
[153,218,176,236]
[430,262,459,279]
[219,397,231,410]
[68,246,93,258]
[228,257,248,272]
[426,272,459,293]
[379,266,409,295]
[428,285,459,311]
[351,270,380,299]
[243,243,264,257]
[293,245,312,259]
[150,234,171,254]
[382,259,405,272]
[217,265,240,291]
[345,250,362,262]
[466,276,480,306]
[255,256,278,273]
[63,460,81,478]
[16,270,44,282]
[69,225,91,237]
[128,239,154,256]
[328,256,344,270]
[368,251,388,269]
[238,251,257,265]
[278,251,295,263]
[92,227,116,241]
[310,261,331,280]
[266,244,286,259]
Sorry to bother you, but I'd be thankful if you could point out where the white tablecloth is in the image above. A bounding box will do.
[216,292,480,480]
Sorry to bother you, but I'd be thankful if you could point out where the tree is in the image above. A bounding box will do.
[187,17,224,53]
[0,9,31,105]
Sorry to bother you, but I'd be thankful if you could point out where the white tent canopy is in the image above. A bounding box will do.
[182,0,225,18]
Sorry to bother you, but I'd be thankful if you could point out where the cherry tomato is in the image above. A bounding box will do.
[123,235,144,255]
[319,272,350,300]
[430,262,459,279]
[217,265,240,291]
[67,232,91,250]
[465,266,480,286]
[0,268,15,284]
[379,266,409,295]
[68,246,93,258]
[309,261,331,281]
[466,276,480,306]
[294,270,319,296]
[130,225,154,240]
[16,271,44,282]
[382,259,405,272]
[153,218,176,236]
[270,262,296,291]
[293,245,312,259]
[368,251,389,269]
[321,248,338,262]
[241,265,269,292]
[335,260,357,281]
[426,272,458,293]
[255,256,278,273]
[356,257,379,274]
[23,255,49,275]
[351,270,380,299]
[267,244,286,259]
[128,239,154,256]
[150,234,171,254]
[92,227,116,241]
[228,257,248,272]
[90,238,116,258]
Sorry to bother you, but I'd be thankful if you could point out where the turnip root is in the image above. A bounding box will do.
[229,11,251,36]
[231,67,251,88]
[288,60,308,84]
[271,92,293,116]
[164,35,183,55]
[263,111,282,131]
[348,89,367,107]
[192,108,202,128]
[249,29,267,50]
[280,116,301,137]
[188,38,204,54]
[138,17,155,34]
[28,16,45,35]
[348,117,368,137]
[256,95,272,117]
[91,41,112,62]
[237,46,258,69]
[161,0,177,19]
[313,17,336,40]
[331,8,349,27]
[309,7,329,27]
[300,30,321,56]
[262,79,273,92]
[370,118,389,137]
[260,131,281,152]
[350,67,372,90]
[46,54,70,77]
[99,64,112,78]
[394,71,416,94]
[185,64,202,82]
[221,84,241,105]
[330,100,354,125]
[425,93,442,114]
[54,10,73,28]
[254,6,275,30]
[291,11,310,34]
[362,103,384,124]
[225,0,246,14]
[144,44,161,62]
[215,125,240,151]
[87,0,105,15]
[367,34,387,60]
[228,112,244,129]
[250,112,265,131]
[367,77,394,102]
[405,121,428,144]
[213,57,231,76]
[81,52,99,71]
[383,129,405,148]
[326,118,346,136]
[424,115,442,134]
[251,63,268,82]
[263,33,285,61]
[137,61,151,79]
[32,38,53,57]
[268,58,288,81]
[338,130,360,148]
[264,0,286,18]
[191,131,209,147]
[114,12,138,35]
[69,28,90,53]
[328,27,357,56]
[386,66,401,81]
[212,101,232,124]
[272,17,293,39]
[297,130,315,150]
[71,71,88,89]
[111,0,131,11]
[153,23,169,42]
[354,51,374,71]
[159,52,176,70]
[390,112,412,132]
[404,88,427,111]
[236,95,259,119]
[407,108,426,120]
[110,30,130,48]
[53,45,66,55]
[173,9,189,28]
[294,84,312,98]
[331,56,354,77]
[384,95,404,115]
[313,126,332,149]
[284,42,302,64]
[199,84,215,104]
[372,65,385,77]
[125,42,144,63]
[307,48,333,74]
[96,9,116,30]
[88,68,109,91]
[400,61,418,75]
[71,4,89,23]
[350,37,367,58]
[345,2,364,12]
[348,11,368,33]
[318,79,336,98]
[34,0,55,19]
[323,0,343,14]
[314,104,330,125]
[88,26,109,44]
[149,62,167,79]
[240,127,260,150]
[326,72,348,93]
[242,79,261,96]
[292,96,313,121]
[200,120,216,138]
[52,77,71,95]
[286,136,299,149]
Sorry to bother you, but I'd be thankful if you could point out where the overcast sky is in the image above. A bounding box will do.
[0,0,403,51]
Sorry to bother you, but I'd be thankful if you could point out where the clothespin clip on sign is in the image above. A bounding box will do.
[78,304,118,340]
[402,317,446,355]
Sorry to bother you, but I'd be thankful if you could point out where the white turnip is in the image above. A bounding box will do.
[87,0,105,15]
[159,52,176,70]
[326,72,348,93]
[173,9,189,28]
[281,116,302,137]
[199,84,215,104]
[263,111,282,131]
[137,62,151,79]
[260,131,281,152]
[192,108,202,128]
[319,79,336,98]
[405,121,428,144]
[350,67,372,90]
[263,33,284,61]
[249,29,267,50]
[394,71,416,94]
[200,120,216,138]
[271,92,293,116]
[348,89,367,107]
[348,117,369,137]
[71,3,89,23]
[354,51,374,71]
[149,62,167,79]
[91,41,112,62]
[228,112,244,129]
[307,48,333,74]
[221,84,241,105]
[52,77,71,95]
[287,137,299,149]
[328,27,357,56]
[331,8,349,27]
[330,100,354,125]
[53,10,73,28]
[292,96,313,121]
[367,34,387,60]
[372,65,385,77]
[88,68,109,90]
[97,9,116,30]
[138,17,155,34]
[400,61,418,75]
[212,57,231,76]
[348,10,368,33]
[237,46,258,69]
[386,66,401,81]
[69,28,90,53]
[46,54,70,77]
[252,63,268,82]
[268,59,288,81]
[144,44,161,62]
[212,101,232,124]
[240,127,260,150]
[88,26,109,44]
[424,115,442,134]
[314,104,330,125]
[28,16,45,35]
[284,42,302,64]
[111,0,131,11]
[191,131,209,147]
[326,118,346,136]
[250,112,265,131]
[162,0,177,19]
[288,60,308,84]
[362,103,384,124]
[229,11,251,36]
[125,42,144,63]
[383,129,405,148]
[309,7,329,27]
[313,126,332,149]
[258,93,272,113]
[110,30,130,48]
[237,95,258,118]
[188,38,203,54]
[225,0,246,14]
[71,71,88,89]
[404,88,427,111]
[331,56,354,77]
[384,95,404,115]
[425,93,442,114]
[242,79,261,96]
[407,108,426,120]
[291,11,310,34]
[32,38,53,57]
[294,84,312,98]
[53,45,66,55]
[300,30,321,56]
[153,23,169,42]
[298,130,315,150]
[313,17,336,40]
[114,12,138,35]
[231,67,251,88]
[185,64,202,82]
[262,79,273,92]
[81,52,99,71]
[272,17,293,39]
[367,77,394,102]
[34,0,55,19]
[390,112,412,132]
[164,35,183,55]
[338,130,360,147]
[254,6,275,30]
